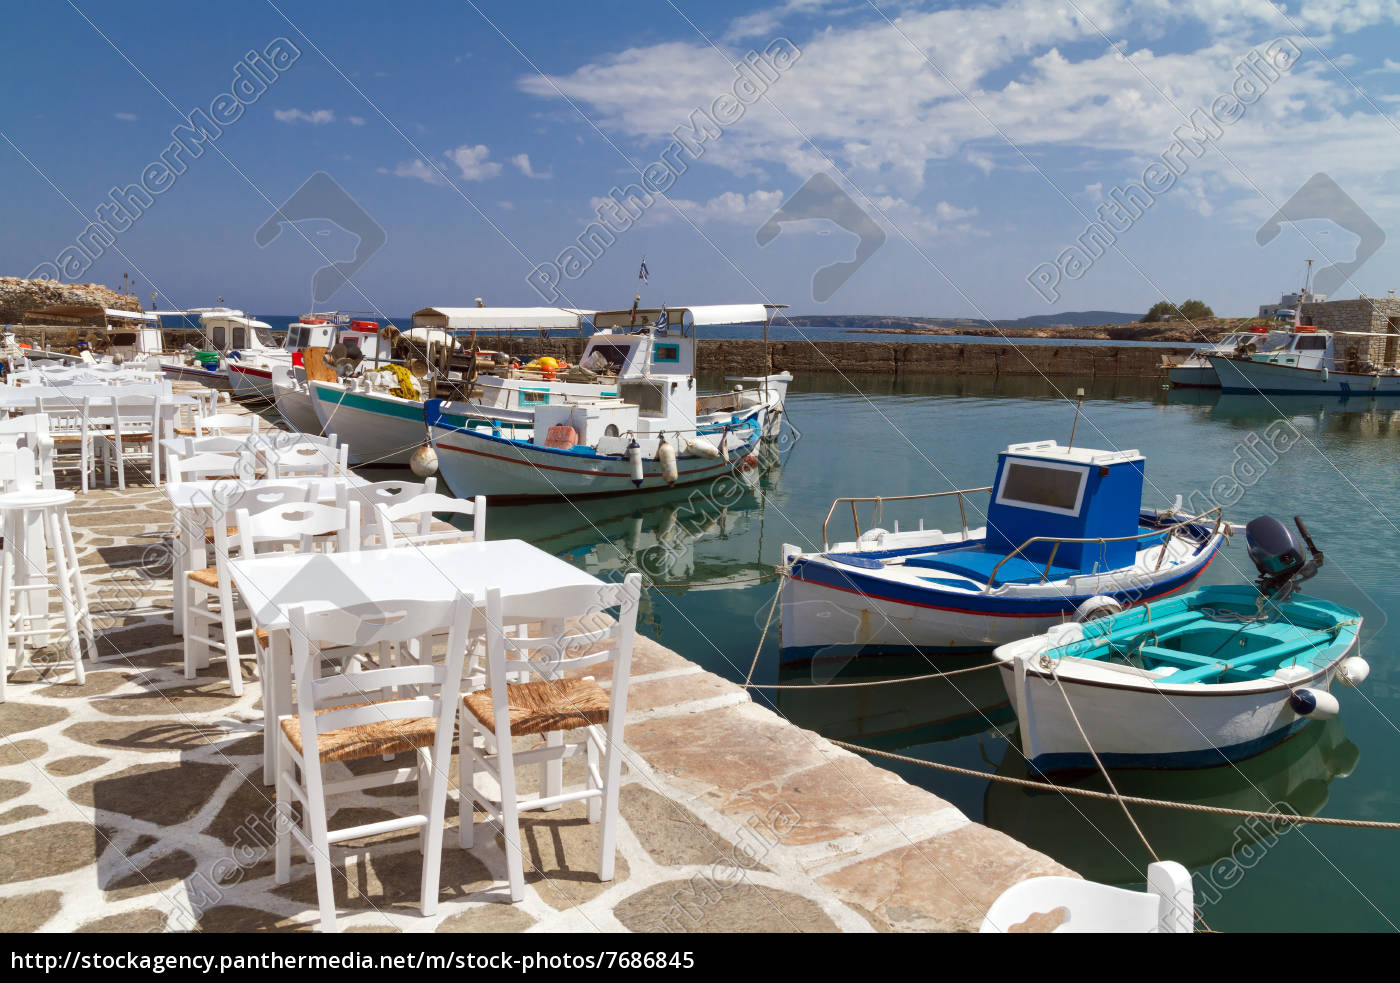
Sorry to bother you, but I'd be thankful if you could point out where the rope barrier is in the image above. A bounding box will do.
[829,739,1400,829]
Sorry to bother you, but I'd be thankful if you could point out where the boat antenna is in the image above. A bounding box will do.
[631,254,648,326]
[1068,387,1085,450]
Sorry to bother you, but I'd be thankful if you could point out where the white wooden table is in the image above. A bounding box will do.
[165,475,368,634]
[226,539,606,780]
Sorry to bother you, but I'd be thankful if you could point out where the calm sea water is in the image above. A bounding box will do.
[472,372,1400,933]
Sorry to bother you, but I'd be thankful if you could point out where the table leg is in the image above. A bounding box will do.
[262,630,290,785]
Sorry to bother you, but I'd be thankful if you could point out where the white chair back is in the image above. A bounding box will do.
[167,451,253,484]
[194,413,259,437]
[0,446,37,493]
[268,441,348,480]
[375,491,485,548]
[979,860,1195,933]
[232,500,359,557]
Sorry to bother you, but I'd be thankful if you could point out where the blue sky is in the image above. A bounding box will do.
[4,0,1400,320]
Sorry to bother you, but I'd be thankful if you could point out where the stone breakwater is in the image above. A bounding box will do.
[483,337,1193,379]
[0,277,141,326]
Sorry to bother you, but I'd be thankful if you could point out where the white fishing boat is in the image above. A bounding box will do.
[779,440,1227,667]
[150,308,279,390]
[1210,326,1400,396]
[303,308,584,467]
[15,305,165,366]
[424,305,787,500]
[1167,325,1291,388]
[994,516,1367,771]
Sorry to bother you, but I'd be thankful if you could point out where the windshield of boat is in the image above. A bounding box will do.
[1293,335,1327,351]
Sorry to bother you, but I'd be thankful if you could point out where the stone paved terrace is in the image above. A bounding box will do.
[0,395,1073,933]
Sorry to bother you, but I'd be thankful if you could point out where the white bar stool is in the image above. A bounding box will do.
[0,488,96,700]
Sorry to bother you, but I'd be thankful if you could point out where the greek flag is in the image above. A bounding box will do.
[654,306,667,333]
[638,258,649,282]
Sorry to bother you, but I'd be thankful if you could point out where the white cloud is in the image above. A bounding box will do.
[113,112,138,121]
[516,0,1400,222]
[498,200,516,210]
[511,153,552,179]
[935,201,978,222]
[389,159,446,185]
[348,115,366,126]
[274,108,335,125]
[446,144,502,181]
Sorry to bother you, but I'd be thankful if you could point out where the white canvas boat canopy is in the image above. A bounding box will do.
[680,304,782,327]
[410,307,591,333]
[103,308,158,323]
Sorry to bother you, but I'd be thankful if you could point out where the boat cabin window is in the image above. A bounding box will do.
[231,327,248,349]
[252,323,275,347]
[584,343,632,372]
[995,460,1087,516]
[519,389,550,406]
[653,343,680,363]
[211,325,226,350]
[619,380,666,416]
[108,332,138,348]
[287,325,312,349]
[1293,335,1327,351]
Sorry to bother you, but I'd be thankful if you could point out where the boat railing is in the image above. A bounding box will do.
[821,486,993,550]
[985,506,1225,591]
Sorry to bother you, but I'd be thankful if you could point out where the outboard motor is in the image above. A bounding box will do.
[1246,515,1324,601]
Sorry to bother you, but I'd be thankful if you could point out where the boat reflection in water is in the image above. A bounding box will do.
[774,653,1014,750]
[489,449,784,633]
[982,717,1359,885]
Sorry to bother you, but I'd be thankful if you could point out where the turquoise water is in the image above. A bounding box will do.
[481,372,1400,932]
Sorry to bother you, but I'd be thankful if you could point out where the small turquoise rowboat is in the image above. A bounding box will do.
[995,516,1370,771]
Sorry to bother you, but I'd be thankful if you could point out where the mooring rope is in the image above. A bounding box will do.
[744,662,998,690]
[829,739,1400,829]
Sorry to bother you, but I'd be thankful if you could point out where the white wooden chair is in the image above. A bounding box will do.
[40,396,103,493]
[374,492,486,549]
[166,451,254,484]
[458,572,641,902]
[979,860,1195,933]
[184,499,357,696]
[274,594,474,933]
[336,478,433,547]
[268,440,349,480]
[96,394,163,489]
[186,412,259,438]
[0,415,55,490]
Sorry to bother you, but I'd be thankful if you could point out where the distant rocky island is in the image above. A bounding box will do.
[785,311,1251,343]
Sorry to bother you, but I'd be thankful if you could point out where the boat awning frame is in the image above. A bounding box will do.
[410,307,591,334]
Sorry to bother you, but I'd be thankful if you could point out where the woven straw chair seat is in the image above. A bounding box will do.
[280,700,437,763]
[463,677,610,737]
[186,566,220,588]
[254,628,269,649]
[49,434,86,445]
[172,426,197,436]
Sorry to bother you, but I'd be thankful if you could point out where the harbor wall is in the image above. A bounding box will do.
[484,336,1194,379]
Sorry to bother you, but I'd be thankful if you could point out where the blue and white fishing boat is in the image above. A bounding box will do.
[424,306,788,501]
[779,440,1227,666]
[994,516,1368,770]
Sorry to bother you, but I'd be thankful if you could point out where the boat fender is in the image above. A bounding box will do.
[857,528,889,547]
[1337,656,1370,687]
[1288,688,1340,720]
[683,436,721,459]
[1320,367,1328,382]
[1073,595,1123,623]
[657,432,679,485]
[627,438,644,487]
[409,445,438,477]
[228,350,242,361]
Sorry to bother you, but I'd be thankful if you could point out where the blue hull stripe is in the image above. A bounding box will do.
[786,549,1215,618]
[1028,719,1312,772]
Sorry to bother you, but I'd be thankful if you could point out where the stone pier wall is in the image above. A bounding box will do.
[481,337,1193,379]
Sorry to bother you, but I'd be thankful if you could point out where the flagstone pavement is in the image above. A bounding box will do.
[0,406,1072,933]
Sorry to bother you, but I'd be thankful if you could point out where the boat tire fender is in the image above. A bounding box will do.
[1074,595,1124,623]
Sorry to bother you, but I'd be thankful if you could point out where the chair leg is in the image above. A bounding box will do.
[420,746,450,918]
[45,509,85,687]
[57,510,95,665]
[541,731,563,811]
[0,519,12,704]
[274,757,293,884]
[586,738,601,824]
[496,726,525,903]
[302,772,338,933]
[219,596,244,698]
[597,728,625,882]
[458,712,476,850]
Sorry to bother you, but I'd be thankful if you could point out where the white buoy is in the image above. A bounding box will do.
[1289,688,1340,720]
[657,432,679,485]
[1337,656,1371,687]
[409,444,438,477]
[683,436,721,459]
[627,438,644,487]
